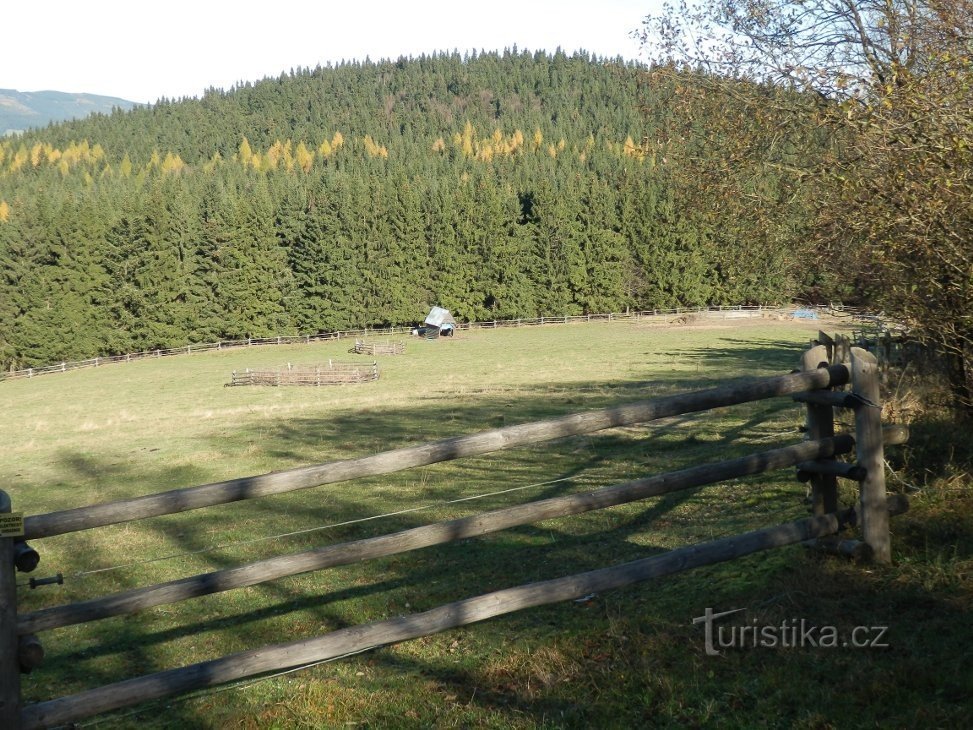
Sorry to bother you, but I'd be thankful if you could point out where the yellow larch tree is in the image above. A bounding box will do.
[238,137,254,166]
[9,145,28,173]
[265,140,284,170]
[362,135,388,158]
[295,142,314,172]
[160,152,186,175]
[281,140,296,171]
[510,129,525,154]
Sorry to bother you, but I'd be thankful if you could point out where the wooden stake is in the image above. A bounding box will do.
[800,345,838,515]
[0,491,21,729]
[851,347,890,563]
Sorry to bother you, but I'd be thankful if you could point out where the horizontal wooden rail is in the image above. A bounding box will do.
[19,435,856,635]
[20,510,847,730]
[797,460,868,482]
[23,365,849,539]
[792,391,865,409]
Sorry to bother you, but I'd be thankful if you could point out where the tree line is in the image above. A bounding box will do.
[0,49,824,369]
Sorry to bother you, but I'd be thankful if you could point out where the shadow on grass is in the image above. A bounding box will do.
[22,348,954,728]
[677,337,817,372]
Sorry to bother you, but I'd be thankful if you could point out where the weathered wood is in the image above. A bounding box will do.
[851,347,890,563]
[804,494,909,561]
[19,436,855,635]
[226,362,379,387]
[834,334,852,366]
[19,511,845,730]
[796,460,867,483]
[791,391,861,409]
[817,330,835,362]
[805,537,873,561]
[352,340,405,356]
[23,364,850,540]
[12,543,39,574]
[801,346,838,515]
[0,491,21,729]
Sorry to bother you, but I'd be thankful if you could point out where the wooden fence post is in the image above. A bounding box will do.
[851,347,891,563]
[800,344,838,515]
[0,490,22,729]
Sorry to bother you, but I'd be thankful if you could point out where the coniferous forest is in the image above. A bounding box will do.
[0,50,828,368]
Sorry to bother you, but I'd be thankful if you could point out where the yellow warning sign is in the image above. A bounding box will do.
[0,512,25,538]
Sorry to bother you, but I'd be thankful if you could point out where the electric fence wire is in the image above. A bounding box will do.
[78,643,381,728]
[21,475,575,588]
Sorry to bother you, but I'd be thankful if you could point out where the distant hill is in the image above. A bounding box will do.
[0,89,137,135]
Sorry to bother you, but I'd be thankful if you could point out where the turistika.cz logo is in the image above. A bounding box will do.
[692,607,889,656]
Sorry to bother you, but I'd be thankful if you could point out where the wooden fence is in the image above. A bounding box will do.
[0,344,908,728]
[0,304,865,385]
[226,361,379,387]
[352,339,406,356]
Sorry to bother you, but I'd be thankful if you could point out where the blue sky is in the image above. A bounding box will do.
[3,1,657,104]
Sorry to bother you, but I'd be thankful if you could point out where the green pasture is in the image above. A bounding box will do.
[3,319,970,728]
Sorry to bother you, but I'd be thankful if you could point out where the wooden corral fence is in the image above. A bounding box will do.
[0,345,909,728]
[1,304,862,384]
[226,361,379,387]
[352,339,406,356]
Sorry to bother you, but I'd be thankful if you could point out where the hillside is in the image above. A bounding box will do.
[0,88,136,135]
[0,50,828,369]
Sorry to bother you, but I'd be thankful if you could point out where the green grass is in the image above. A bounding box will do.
[4,319,971,728]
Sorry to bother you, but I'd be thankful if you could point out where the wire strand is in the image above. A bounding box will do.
[66,476,575,581]
[79,644,381,727]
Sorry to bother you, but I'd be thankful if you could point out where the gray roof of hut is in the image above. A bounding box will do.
[424,306,457,328]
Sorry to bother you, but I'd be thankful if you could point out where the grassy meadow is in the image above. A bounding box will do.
[3,319,971,728]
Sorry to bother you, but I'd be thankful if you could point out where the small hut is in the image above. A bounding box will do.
[423,306,457,338]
